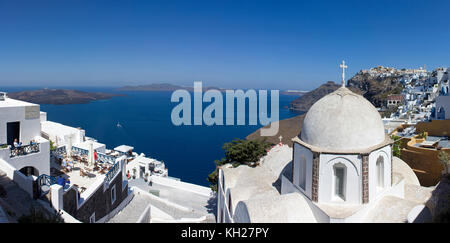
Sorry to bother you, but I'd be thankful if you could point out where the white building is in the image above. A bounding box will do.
[435,95,450,120]
[217,64,434,223]
[0,92,50,196]
[127,154,168,179]
[41,119,86,147]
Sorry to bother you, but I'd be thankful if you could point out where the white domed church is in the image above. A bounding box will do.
[292,84,392,205]
[217,61,434,223]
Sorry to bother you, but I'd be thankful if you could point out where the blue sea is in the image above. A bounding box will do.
[5,87,301,186]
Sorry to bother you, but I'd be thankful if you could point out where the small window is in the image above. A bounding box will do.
[333,164,346,201]
[299,155,306,190]
[111,185,116,204]
[222,172,225,191]
[376,156,384,189]
[228,194,232,214]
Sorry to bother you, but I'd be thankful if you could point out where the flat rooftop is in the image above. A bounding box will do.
[0,97,38,108]
[114,145,134,153]
[75,140,105,151]
[41,121,82,135]
[52,157,112,191]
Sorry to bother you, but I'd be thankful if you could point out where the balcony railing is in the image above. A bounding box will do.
[53,145,117,165]
[97,152,116,164]
[105,161,120,184]
[53,145,66,157]
[10,143,40,158]
[71,146,89,156]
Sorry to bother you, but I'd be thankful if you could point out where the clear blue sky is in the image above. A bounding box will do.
[1,0,449,90]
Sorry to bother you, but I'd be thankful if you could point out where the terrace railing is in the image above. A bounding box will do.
[105,161,120,184]
[97,152,116,164]
[10,143,40,158]
[53,145,66,157]
[71,146,89,156]
[54,145,116,164]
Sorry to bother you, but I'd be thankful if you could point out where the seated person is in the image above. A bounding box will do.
[13,139,22,148]
[13,139,18,148]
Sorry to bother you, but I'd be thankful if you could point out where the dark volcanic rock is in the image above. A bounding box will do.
[246,114,306,147]
[347,72,404,107]
[118,83,184,91]
[289,81,361,112]
[7,89,124,105]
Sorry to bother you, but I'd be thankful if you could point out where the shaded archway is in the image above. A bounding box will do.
[19,166,39,177]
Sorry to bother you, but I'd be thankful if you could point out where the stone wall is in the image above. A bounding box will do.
[311,152,320,202]
[416,120,450,137]
[361,155,369,204]
[63,173,128,223]
[401,137,448,186]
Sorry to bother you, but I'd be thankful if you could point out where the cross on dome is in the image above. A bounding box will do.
[339,60,348,87]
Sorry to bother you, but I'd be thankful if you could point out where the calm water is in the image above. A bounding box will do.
[5,87,301,186]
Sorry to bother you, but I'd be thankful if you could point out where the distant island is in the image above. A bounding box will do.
[7,89,124,105]
[119,83,308,94]
[280,90,309,96]
[118,83,225,92]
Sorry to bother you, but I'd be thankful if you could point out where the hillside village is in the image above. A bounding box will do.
[242,65,450,222]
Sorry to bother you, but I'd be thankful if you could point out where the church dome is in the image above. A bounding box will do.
[300,87,386,151]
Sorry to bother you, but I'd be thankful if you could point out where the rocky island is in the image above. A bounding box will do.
[118,83,224,92]
[7,89,124,105]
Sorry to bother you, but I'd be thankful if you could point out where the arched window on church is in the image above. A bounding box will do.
[333,163,346,201]
[228,194,232,215]
[222,171,225,191]
[299,155,306,190]
[376,156,384,190]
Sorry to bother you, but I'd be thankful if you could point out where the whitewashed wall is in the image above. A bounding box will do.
[0,159,34,196]
[368,145,392,202]
[318,154,362,204]
[292,143,313,199]
[149,175,212,197]
[281,175,330,223]
[0,105,41,145]
[8,139,50,175]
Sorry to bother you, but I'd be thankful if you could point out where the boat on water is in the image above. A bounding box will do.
[117,122,122,128]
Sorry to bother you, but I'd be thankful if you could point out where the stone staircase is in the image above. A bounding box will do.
[108,189,215,223]
[0,170,45,222]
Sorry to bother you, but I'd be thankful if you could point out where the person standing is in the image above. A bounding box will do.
[94,150,98,162]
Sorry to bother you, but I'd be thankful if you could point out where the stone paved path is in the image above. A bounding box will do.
[0,170,48,222]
